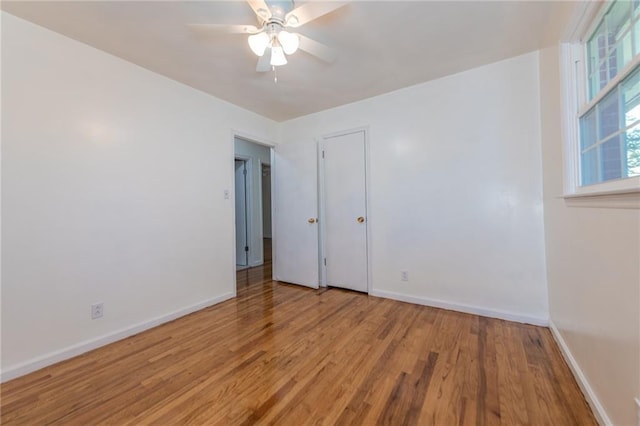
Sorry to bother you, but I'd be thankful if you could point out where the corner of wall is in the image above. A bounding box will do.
[548,321,613,426]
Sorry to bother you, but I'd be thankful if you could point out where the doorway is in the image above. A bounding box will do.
[234,137,273,272]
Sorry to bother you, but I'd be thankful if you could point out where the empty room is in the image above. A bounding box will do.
[1,1,639,425]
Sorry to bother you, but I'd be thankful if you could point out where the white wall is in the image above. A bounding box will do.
[280,52,549,324]
[539,45,640,426]
[234,137,272,266]
[1,13,278,379]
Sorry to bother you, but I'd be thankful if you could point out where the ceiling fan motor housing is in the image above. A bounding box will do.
[262,1,295,24]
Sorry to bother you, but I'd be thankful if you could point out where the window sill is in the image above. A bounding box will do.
[561,186,640,209]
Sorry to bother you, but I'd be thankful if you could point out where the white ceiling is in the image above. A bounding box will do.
[2,1,574,121]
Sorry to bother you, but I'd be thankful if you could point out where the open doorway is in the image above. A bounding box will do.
[234,137,273,273]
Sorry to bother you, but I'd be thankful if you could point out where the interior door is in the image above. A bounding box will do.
[323,130,368,292]
[234,159,248,267]
[273,141,320,288]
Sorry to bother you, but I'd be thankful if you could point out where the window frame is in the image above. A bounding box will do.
[561,0,640,197]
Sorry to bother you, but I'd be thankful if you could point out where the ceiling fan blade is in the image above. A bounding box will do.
[247,0,272,22]
[297,34,337,63]
[256,49,272,72]
[188,24,259,35]
[285,2,348,28]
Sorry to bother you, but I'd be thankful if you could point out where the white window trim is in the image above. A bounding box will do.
[560,0,640,199]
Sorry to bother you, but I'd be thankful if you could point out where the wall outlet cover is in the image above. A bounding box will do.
[91,302,104,320]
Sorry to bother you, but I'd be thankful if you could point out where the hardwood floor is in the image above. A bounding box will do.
[1,247,595,425]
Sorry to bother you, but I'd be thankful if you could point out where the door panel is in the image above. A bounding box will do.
[273,142,319,288]
[235,160,248,266]
[323,131,368,292]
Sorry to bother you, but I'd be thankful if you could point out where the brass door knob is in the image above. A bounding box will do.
[357,216,365,223]
[308,218,317,224]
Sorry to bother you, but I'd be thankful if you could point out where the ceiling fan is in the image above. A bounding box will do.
[190,0,347,72]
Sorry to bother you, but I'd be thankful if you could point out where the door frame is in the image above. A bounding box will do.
[319,126,372,294]
[230,130,276,296]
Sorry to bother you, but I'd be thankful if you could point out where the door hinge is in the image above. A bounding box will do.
[243,169,247,176]
[324,258,327,266]
[322,150,325,159]
[245,246,249,252]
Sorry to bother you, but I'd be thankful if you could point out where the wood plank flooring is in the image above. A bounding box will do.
[1,243,595,425]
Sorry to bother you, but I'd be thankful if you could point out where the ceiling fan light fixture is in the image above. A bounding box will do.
[256,7,270,20]
[285,15,300,27]
[248,32,269,56]
[270,45,288,66]
[278,31,299,55]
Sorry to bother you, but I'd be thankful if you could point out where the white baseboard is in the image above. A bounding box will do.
[548,320,612,426]
[0,293,234,383]
[635,398,640,426]
[368,289,548,326]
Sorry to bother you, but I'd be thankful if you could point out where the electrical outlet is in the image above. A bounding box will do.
[91,302,104,319]
[401,271,409,281]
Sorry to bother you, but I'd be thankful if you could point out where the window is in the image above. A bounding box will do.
[576,0,640,189]
[586,1,639,99]
[580,67,640,184]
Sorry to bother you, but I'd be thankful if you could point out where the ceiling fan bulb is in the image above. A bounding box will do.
[256,8,270,20]
[248,32,270,57]
[270,46,288,66]
[278,31,299,55]
[286,15,299,27]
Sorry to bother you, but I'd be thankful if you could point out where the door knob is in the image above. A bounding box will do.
[308,218,317,224]
[357,216,365,223]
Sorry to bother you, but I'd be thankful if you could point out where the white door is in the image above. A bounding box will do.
[273,141,320,288]
[235,159,248,266]
[322,130,368,292]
